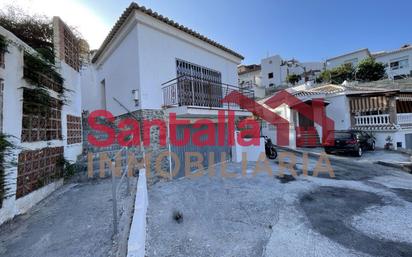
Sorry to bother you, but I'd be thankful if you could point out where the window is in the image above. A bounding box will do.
[390,58,409,70]
[100,79,106,110]
[268,72,274,79]
[21,88,62,142]
[176,59,221,82]
[0,51,4,69]
[176,59,222,107]
[344,58,358,67]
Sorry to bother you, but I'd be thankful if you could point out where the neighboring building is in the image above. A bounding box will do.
[0,17,83,224]
[326,45,412,80]
[373,45,412,80]
[82,3,252,177]
[326,48,371,69]
[261,79,412,150]
[260,55,323,88]
[238,64,265,98]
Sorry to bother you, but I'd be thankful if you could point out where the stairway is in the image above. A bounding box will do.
[296,127,321,147]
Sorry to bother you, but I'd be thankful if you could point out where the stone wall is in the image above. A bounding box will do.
[81,109,170,183]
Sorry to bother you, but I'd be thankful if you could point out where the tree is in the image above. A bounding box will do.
[0,6,85,64]
[317,63,354,84]
[355,57,386,82]
[286,74,301,85]
[0,6,54,62]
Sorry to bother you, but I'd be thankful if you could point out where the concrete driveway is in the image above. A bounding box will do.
[296,147,411,164]
[0,178,133,257]
[146,151,412,257]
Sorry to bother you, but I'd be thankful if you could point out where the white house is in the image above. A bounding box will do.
[260,80,412,151]
[260,55,323,88]
[326,48,371,69]
[374,45,412,80]
[238,64,265,98]
[326,45,412,80]
[0,17,83,224]
[82,3,252,177]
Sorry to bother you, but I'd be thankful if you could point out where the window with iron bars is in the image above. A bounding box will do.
[176,59,223,107]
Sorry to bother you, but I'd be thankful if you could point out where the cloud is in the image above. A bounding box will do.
[0,0,110,49]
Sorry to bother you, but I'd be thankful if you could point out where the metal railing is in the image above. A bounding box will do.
[162,75,254,110]
[354,114,391,126]
[110,146,130,234]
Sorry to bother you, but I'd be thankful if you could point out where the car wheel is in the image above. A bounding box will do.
[356,147,363,157]
[370,142,375,151]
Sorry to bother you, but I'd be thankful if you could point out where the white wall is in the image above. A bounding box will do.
[261,55,283,87]
[60,61,83,162]
[136,21,240,110]
[326,50,370,69]
[80,63,100,112]
[92,12,242,116]
[239,69,262,88]
[325,94,351,130]
[375,49,412,79]
[0,26,82,224]
[261,55,323,87]
[95,25,140,116]
[232,134,265,162]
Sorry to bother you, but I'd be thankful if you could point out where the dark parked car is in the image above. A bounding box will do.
[324,130,375,157]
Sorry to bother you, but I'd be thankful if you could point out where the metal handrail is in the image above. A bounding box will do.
[162,75,254,109]
[110,145,131,235]
[161,74,254,93]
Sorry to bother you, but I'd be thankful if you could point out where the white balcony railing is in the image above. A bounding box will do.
[354,114,390,126]
[397,113,412,125]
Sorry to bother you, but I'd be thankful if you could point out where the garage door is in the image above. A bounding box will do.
[170,123,231,178]
[406,134,412,150]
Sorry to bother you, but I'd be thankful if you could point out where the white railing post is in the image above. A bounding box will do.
[354,114,391,126]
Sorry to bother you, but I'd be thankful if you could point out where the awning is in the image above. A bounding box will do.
[350,96,388,113]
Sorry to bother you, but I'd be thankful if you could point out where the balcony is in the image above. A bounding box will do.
[162,75,254,115]
[354,114,390,126]
[397,113,412,125]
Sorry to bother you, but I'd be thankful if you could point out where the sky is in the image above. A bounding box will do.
[0,0,411,64]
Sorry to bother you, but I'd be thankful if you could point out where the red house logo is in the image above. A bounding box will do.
[222,90,335,147]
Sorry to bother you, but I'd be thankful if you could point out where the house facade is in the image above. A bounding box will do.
[261,55,323,88]
[82,3,252,178]
[326,45,412,80]
[0,17,83,224]
[261,81,412,151]
[346,80,412,150]
[238,64,265,98]
[326,48,371,69]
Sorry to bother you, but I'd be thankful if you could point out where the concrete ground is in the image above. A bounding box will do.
[296,147,411,164]
[146,150,412,257]
[0,178,132,257]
